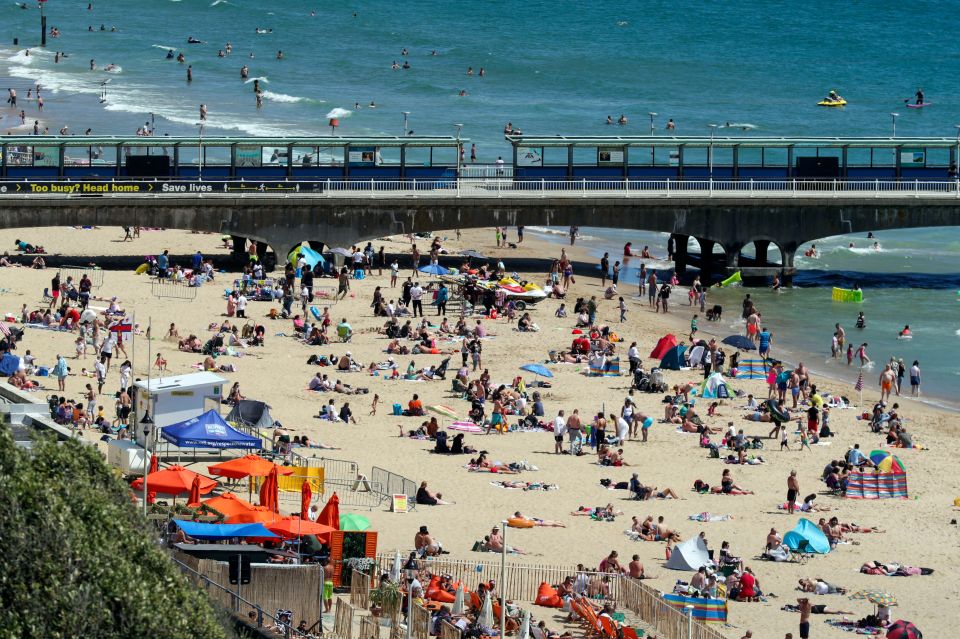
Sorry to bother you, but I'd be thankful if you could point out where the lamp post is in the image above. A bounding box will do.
[685,604,694,639]
[499,520,507,636]
[140,410,154,516]
[195,122,205,180]
[707,124,718,178]
[403,556,418,639]
[402,111,411,136]
[648,112,657,135]
[890,112,899,138]
[453,123,463,178]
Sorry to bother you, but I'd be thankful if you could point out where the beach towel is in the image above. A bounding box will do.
[688,512,733,522]
[450,421,483,433]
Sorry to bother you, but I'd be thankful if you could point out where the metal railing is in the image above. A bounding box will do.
[370,466,418,510]
[5,177,960,199]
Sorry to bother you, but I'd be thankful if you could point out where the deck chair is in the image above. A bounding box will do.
[622,627,644,639]
[599,616,617,638]
[337,324,353,342]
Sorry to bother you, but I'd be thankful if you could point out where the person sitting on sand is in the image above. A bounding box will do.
[416,481,451,505]
[486,525,524,554]
[511,511,565,527]
[178,334,202,352]
[598,550,627,575]
[711,469,754,495]
[414,527,442,557]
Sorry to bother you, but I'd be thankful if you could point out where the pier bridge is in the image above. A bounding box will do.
[2,134,960,279]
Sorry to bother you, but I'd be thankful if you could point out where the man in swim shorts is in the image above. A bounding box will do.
[879,364,896,403]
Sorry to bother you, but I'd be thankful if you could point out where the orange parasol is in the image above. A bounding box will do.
[186,476,202,507]
[259,466,279,513]
[131,464,217,496]
[316,492,340,544]
[208,455,294,480]
[300,481,313,521]
[201,493,256,518]
[266,516,337,540]
[226,506,282,525]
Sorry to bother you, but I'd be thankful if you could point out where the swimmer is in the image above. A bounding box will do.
[618,114,628,125]
[855,312,865,329]
[898,324,911,338]
[369,100,376,108]
[166,49,174,59]
[606,115,614,125]
[873,241,881,250]
[187,36,202,44]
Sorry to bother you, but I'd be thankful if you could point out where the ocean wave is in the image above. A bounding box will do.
[524,226,597,241]
[261,90,323,104]
[244,76,269,84]
[152,44,177,51]
[325,107,352,119]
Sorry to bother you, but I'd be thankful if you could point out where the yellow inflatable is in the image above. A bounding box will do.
[817,99,847,107]
[719,271,742,287]
[832,287,863,303]
[134,263,149,275]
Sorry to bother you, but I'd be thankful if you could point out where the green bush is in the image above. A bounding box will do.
[0,427,229,639]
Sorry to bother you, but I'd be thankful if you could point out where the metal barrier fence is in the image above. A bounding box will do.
[371,466,418,510]
[298,454,360,481]
[151,278,198,300]
[60,265,104,288]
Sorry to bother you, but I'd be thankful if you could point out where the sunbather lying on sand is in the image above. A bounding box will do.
[511,511,566,527]
[798,578,846,595]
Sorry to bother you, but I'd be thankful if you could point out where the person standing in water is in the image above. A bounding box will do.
[909,360,921,397]
[856,343,870,367]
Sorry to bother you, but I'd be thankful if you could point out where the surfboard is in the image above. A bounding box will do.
[906,102,932,108]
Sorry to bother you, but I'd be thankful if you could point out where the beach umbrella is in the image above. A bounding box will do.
[868,450,906,473]
[418,264,451,276]
[462,250,487,259]
[328,247,354,258]
[721,335,757,351]
[428,405,459,420]
[316,493,340,544]
[227,505,282,525]
[209,454,295,480]
[519,363,554,378]
[479,593,494,628]
[131,465,217,496]
[202,493,256,518]
[340,513,371,531]
[259,466,279,513]
[186,476,202,508]
[266,516,337,540]
[886,620,922,639]
[390,549,403,583]
[850,590,898,607]
[300,481,313,521]
[149,453,159,474]
[518,610,531,639]
[451,583,466,615]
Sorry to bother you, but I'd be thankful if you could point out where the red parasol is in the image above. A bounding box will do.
[886,620,922,639]
[259,466,279,513]
[131,464,217,496]
[226,506,282,525]
[208,455,294,479]
[316,492,340,544]
[186,476,202,507]
[266,516,337,540]
[202,493,256,518]
[300,481,313,521]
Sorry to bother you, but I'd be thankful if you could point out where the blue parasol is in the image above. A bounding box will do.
[721,335,757,351]
[418,264,451,276]
[519,363,554,378]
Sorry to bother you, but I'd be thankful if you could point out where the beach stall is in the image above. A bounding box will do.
[132,372,226,446]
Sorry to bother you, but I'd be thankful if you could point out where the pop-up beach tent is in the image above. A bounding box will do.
[227,400,276,432]
[649,334,678,360]
[659,344,687,371]
[784,518,830,554]
[665,536,712,570]
[699,373,731,399]
[161,410,262,449]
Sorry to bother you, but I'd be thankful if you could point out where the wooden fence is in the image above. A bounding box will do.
[410,604,431,639]
[439,621,462,639]
[368,555,728,639]
[334,599,356,639]
[358,615,380,639]
[350,570,372,610]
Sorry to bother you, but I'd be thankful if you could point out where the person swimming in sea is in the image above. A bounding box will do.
[898,324,911,338]
[855,312,866,329]
[873,241,881,250]
[606,115,614,125]
[166,49,174,59]
[187,36,202,44]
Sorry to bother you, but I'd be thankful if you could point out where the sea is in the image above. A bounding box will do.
[0,0,957,404]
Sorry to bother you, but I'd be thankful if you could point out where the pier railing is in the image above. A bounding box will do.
[4,177,960,199]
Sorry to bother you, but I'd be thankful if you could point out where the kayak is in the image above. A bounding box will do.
[831,287,863,303]
[817,99,847,107]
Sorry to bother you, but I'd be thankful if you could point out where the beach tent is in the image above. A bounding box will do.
[699,373,731,399]
[735,358,770,380]
[784,518,830,554]
[665,536,712,571]
[226,400,276,432]
[161,409,262,449]
[649,334,678,360]
[0,353,22,376]
[663,594,728,623]
[172,520,279,541]
[687,345,705,367]
[659,344,687,371]
[845,471,909,499]
[288,245,326,270]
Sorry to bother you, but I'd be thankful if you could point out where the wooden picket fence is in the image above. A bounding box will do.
[334,599,356,639]
[350,570,372,609]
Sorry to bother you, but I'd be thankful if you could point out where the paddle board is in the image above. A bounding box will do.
[906,102,932,108]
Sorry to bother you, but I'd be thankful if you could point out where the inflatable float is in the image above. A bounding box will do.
[719,271,742,287]
[766,398,790,422]
[506,517,536,529]
[831,287,863,303]
[817,99,847,107]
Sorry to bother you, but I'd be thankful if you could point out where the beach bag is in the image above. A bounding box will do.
[392,403,403,416]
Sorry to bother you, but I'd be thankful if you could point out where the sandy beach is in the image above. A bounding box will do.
[1,225,957,638]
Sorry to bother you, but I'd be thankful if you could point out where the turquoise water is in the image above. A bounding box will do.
[0,0,958,402]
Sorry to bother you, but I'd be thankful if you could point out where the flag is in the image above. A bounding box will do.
[854,370,864,392]
[0,323,10,337]
[109,323,132,333]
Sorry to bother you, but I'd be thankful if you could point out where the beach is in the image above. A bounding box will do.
[2,225,957,638]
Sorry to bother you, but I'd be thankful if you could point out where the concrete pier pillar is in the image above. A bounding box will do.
[696,237,716,281]
[231,235,247,266]
[753,240,770,266]
[725,242,744,269]
[670,234,689,274]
